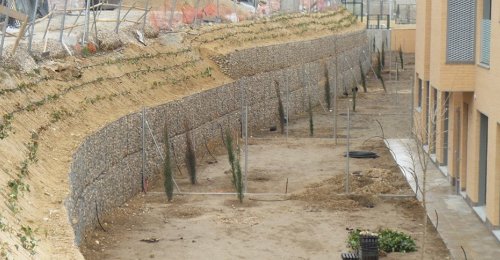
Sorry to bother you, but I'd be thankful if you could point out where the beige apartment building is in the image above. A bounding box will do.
[414,0,500,236]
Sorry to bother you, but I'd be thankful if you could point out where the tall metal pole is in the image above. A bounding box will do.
[286,76,289,141]
[83,0,91,44]
[345,98,350,194]
[334,39,339,144]
[389,0,392,23]
[232,0,238,21]
[410,76,414,137]
[244,105,248,193]
[193,0,200,26]
[114,0,122,33]
[141,108,146,192]
[142,0,150,35]
[59,0,69,42]
[28,0,39,53]
[168,0,177,30]
[43,5,56,40]
[216,0,220,22]
[0,6,8,58]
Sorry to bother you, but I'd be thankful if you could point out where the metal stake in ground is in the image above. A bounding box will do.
[142,0,150,35]
[83,0,91,44]
[409,76,414,136]
[216,0,220,22]
[115,0,123,33]
[193,0,200,26]
[286,73,289,142]
[244,105,248,193]
[144,119,180,192]
[232,0,237,22]
[168,0,177,30]
[141,108,146,192]
[345,98,351,194]
[28,0,39,53]
[43,5,56,40]
[59,0,69,42]
[0,5,8,58]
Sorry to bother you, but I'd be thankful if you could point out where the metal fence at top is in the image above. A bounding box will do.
[0,0,346,60]
[342,1,364,22]
[365,0,390,16]
[363,0,416,24]
[341,0,415,29]
[394,3,415,24]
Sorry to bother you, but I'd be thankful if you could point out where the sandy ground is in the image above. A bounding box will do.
[80,54,450,259]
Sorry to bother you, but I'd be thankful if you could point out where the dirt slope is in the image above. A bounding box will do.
[0,9,360,259]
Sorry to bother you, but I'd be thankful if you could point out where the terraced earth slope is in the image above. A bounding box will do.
[0,9,360,259]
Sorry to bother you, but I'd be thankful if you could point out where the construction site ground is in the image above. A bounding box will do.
[80,54,451,259]
[0,9,450,259]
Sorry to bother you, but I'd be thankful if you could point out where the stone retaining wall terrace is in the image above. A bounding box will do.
[66,29,370,245]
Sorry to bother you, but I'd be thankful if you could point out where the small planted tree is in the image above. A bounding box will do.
[225,130,244,203]
[399,45,404,70]
[324,68,331,110]
[381,41,386,68]
[359,60,367,93]
[376,50,387,92]
[274,80,286,134]
[308,95,314,136]
[163,126,174,202]
[184,122,197,184]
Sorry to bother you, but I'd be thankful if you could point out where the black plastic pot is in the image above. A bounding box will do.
[359,235,379,260]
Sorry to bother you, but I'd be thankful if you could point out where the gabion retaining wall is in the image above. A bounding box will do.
[66,29,370,245]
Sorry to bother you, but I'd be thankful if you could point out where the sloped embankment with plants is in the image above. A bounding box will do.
[0,9,363,258]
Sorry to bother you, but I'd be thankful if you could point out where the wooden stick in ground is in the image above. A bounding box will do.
[9,12,29,54]
[135,6,151,24]
[120,3,136,23]
[43,5,56,40]
[67,10,83,37]
[90,3,104,36]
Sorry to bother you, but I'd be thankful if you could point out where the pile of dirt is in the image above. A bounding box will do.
[291,168,411,210]
[352,168,410,194]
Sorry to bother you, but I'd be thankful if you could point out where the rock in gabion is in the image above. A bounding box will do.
[31,39,68,60]
[0,47,39,73]
[129,24,160,39]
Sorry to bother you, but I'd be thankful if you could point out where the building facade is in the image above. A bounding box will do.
[414,0,500,235]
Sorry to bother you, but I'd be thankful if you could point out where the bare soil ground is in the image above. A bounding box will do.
[80,54,450,259]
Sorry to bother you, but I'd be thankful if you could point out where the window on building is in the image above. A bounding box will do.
[483,0,491,19]
[480,0,491,65]
[447,0,476,63]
